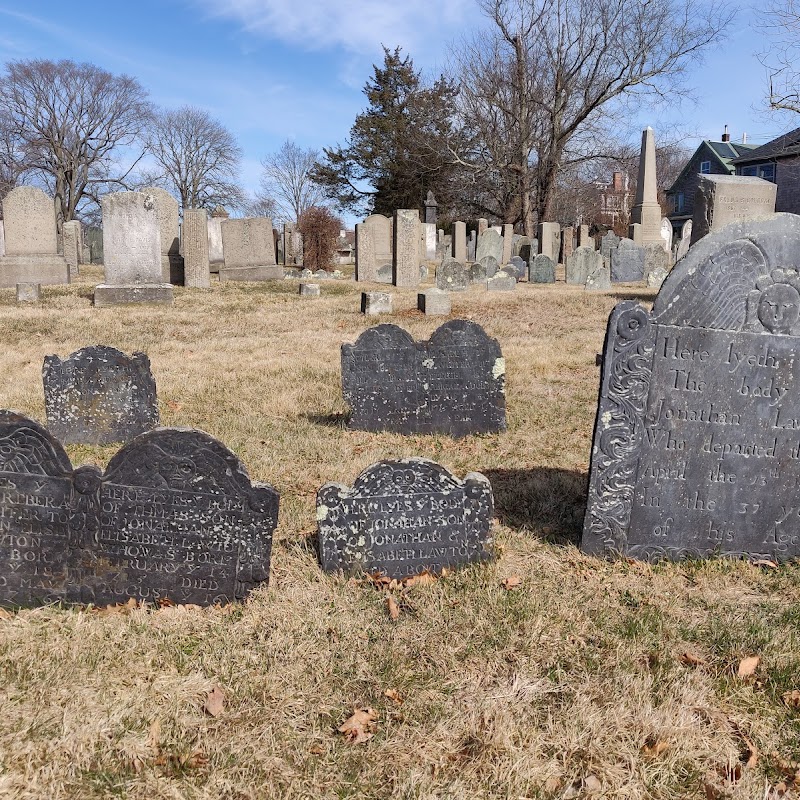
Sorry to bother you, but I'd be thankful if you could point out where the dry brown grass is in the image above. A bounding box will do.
[0,268,798,799]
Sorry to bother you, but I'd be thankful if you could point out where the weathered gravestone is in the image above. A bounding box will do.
[644,242,672,281]
[538,222,560,261]
[220,217,282,282]
[393,209,420,288]
[583,213,800,562]
[600,231,621,261]
[610,239,646,282]
[376,263,393,283]
[565,247,602,285]
[436,258,469,291]
[317,458,494,579]
[676,220,693,262]
[144,187,184,283]
[514,235,532,263]
[478,254,499,279]
[43,346,159,445]
[476,229,503,265]
[585,264,611,291]
[506,256,526,280]
[0,411,279,607]
[342,320,506,437]
[530,253,556,284]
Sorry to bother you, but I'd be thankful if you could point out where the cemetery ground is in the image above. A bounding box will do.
[1,269,799,800]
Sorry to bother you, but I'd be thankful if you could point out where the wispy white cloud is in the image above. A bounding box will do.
[191,0,474,62]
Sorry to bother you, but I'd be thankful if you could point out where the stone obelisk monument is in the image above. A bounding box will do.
[629,127,662,246]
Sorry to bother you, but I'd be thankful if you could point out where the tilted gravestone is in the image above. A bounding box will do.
[43,346,159,445]
[317,458,494,579]
[436,258,469,291]
[530,254,556,283]
[0,411,279,606]
[610,239,646,282]
[341,320,506,437]
[583,214,800,562]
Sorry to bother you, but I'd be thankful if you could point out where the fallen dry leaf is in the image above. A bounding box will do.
[753,559,778,569]
[384,688,403,705]
[204,686,225,718]
[543,776,561,793]
[386,594,400,620]
[404,571,437,588]
[502,575,523,590]
[166,400,184,412]
[583,774,602,794]
[338,708,377,744]
[737,655,760,678]
[183,751,208,769]
[157,597,176,608]
[0,608,14,621]
[680,651,707,667]
[642,738,669,758]
[783,690,800,709]
[147,719,161,754]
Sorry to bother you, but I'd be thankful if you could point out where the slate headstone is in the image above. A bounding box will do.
[341,320,506,437]
[0,411,279,607]
[583,214,800,563]
[43,346,159,445]
[529,254,556,283]
[317,458,494,579]
[470,260,487,283]
[610,239,646,283]
[565,247,602,284]
[507,256,526,280]
[436,258,469,291]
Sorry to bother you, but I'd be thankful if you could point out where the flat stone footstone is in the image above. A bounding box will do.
[418,288,451,315]
[16,283,40,302]
[436,258,469,291]
[300,283,320,297]
[486,275,516,291]
[583,213,800,563]
[529,254,556,283]
[361,291,392,315]
[0,411,279,607]
[317,458,494,579]
[43,345,159,445]
[341,320,506,436]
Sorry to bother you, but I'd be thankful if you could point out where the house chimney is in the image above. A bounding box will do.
[612,171,623,191]
[742,132,748,144]
[722,125,730,143]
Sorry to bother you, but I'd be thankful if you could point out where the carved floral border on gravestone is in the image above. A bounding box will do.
[583,214,800,563]
[317,458,494,579]
[0,411,279,607]
[341,320,506,437]
[43,345,159,445]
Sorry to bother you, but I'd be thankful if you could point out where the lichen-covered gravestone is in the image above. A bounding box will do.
[341,320,506,437]
[43,346,159,445]
[530,254,556,283]
[317,458,494,579]
[583,214,800,562]
[610,239,646,282]
[0,411,279,606]
[436,258,469,291]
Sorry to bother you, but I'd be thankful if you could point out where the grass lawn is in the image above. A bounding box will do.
[0,267,798,799]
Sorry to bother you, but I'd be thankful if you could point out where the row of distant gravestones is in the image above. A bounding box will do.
[3,214,800,609]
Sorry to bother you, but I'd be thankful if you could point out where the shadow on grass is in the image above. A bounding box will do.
[610,291,657,304]
[303,411,350,428]
[481,466,587,547]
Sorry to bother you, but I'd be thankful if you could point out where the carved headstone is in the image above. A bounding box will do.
[62,220,81,278]
[610,239,646,282]
[0,412,279,607]
[661,218,673,253]
[600,231,621,260]
[342,320,506,437]
[529,254,556,283]
[478,254,499,279]
[565,247,602,285]
[453,221,467,262]
[220,217,281,281]
[182,208,211,288]
[583,214,800,562]
[537,222,560,261]
[144,187,184,283]
[644,242,672,280]
[476,229,503,265]
[467,230,477,262]
[436,258,469,291]
[393,209,420,287]
[507,256,526,280]
[43,346,159,445]
[317,458,493,579]
[676,220,693,261]
[418,288,451,316]
[585,264,611,291]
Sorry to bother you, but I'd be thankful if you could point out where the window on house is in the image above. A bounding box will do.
[677,192,685,212]
[741,166,757,176]
[759,163,776,182]
[700,160,711,174]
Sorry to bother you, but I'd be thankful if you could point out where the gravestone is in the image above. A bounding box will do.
[424,191,438,224]
[514,235,532,264]
[207,206,228,273]
[0,220,4,257]
[478,218,488,235]
[629,127,663,246]
[342,320,505,437]
[610,239,646,283]
[43,346,159,445]
[418,288,451,316]
[393,209,420,288]
[691,175,777,245]
[62,220,81,278]
[476,229,503,265]
[220,217,281,281]
[0,187,69,288]
[507,256,526,280]
[583,213,800,562]
[317,458,493,579]
[182,208,211,288]
[436,258,469,291]
[560,226,574,262]
[144,187,184,283]
[453,221,467,262]
[661,218,673,253]
[630,222,643,245]
[486,275,516,291]
[478,254,499,279]
[95,191,173,306]
[470,260,487,283]
[300,282,320,297]
[501,224,513,264]
[423,222,437,260]
[530,254,556,283]
[537,222,560,261]
[647,266,668,289]
[467,230,477,262]
[376,263,393,283]
[644,242,672,280]
[361,291,392,315]
[585,264,611,291]
[600,231,621,260]
[577,225,591,248]
[565,247,602,285]
[676,220,693,261]
[0,411,279,607]
[16,283,40,303]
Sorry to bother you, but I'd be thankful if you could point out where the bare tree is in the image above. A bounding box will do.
[260,140,327,223]
[454,0,733,235]
[758,0,800,113]
[0,59,152,227]
[146,106,244,211]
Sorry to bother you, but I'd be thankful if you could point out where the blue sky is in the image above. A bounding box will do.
[0,0,795,221]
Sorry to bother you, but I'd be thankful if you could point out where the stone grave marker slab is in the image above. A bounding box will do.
[436,258,469,291]
[478,254,499,279]
[565,247,602,284]
[342,320,506,437]
[317,458,493,579]
[43,346,159,445]
[476,229,503,264]
[530,254,556,283]
[0,412,279,607]
[507,256,526,280]
[610,239,646,282]
[583,214,800,562]
[600,231,620,260]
